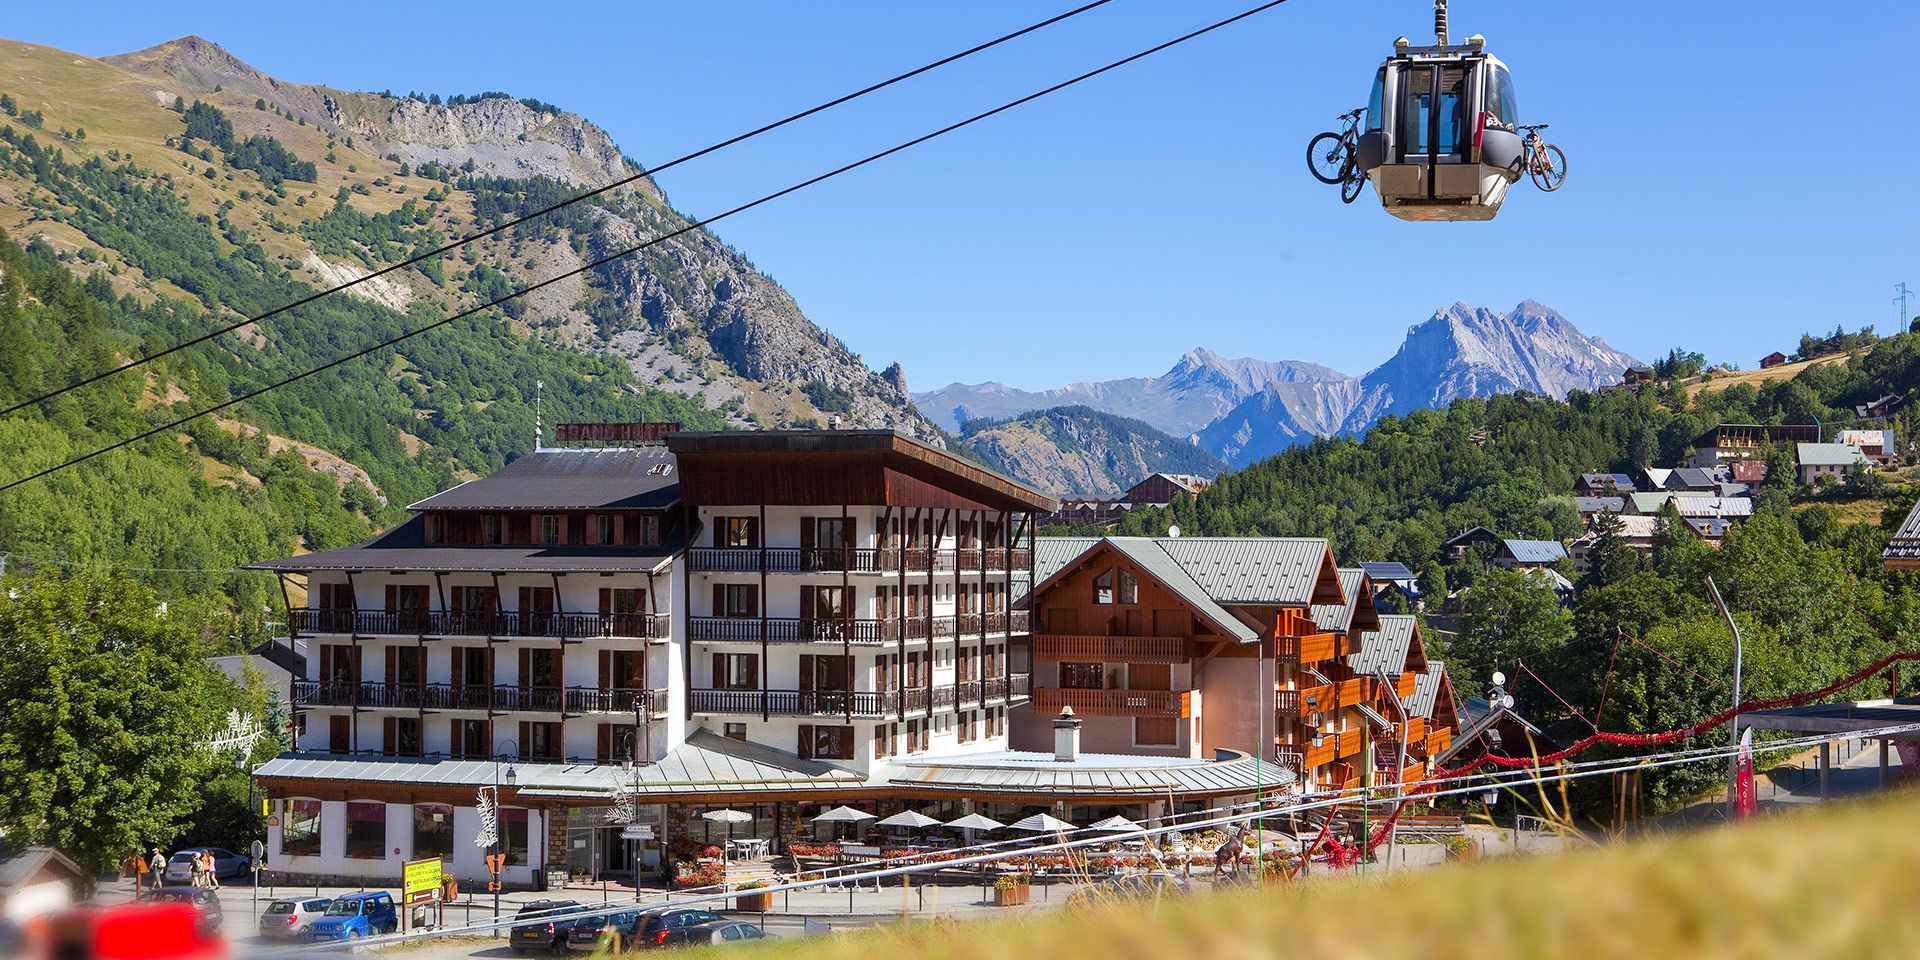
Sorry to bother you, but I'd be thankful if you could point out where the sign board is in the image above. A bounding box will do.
[402,857,443,905]
[554,422,681,443]
[267,815,281,828]
[250,840,265,860]
[620,825,654,840]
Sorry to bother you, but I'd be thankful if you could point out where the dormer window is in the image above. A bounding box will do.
[592,514,613,545]
[538,515,561,545]
[1117,570,1139,605]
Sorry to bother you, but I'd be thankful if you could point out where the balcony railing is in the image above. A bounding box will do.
[1273,683,1335,718]
[290,609,666,640]
[1032,634,1188,664]
[687,547,1034,575]
[688,674,1029,717]
[1273,631,1348,664]
[688,615,1012,644]
[1031,686,1189,718]
[294,681,666,715]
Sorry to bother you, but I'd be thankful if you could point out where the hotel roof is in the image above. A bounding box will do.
[1797,442,1870,467]
[1351,614,1421,677]
[409,447,682,511]
[1311,568,1378,634]
[1407,662,1448,719]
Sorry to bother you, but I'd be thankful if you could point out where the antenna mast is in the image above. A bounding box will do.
[1434,0,1449,45]
[1897,282,1913,329]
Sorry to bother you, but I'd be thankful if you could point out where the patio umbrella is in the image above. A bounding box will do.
[702,808,753,843]
[1006,812,1077,834]
[875,810,942,829]
[1087,815,1141,833]
[943,813,1006,832]
[810,804,877,841]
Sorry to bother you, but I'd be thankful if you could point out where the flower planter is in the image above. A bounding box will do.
[736,891,774,912]
[993,884,1030,907]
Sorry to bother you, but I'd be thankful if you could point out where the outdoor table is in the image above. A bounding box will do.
[728,837,770,860]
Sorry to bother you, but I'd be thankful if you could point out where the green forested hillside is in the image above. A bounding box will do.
[1108,334,1920,813]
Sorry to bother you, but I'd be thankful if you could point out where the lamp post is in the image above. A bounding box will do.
[492,739,518,936]
[237,754,258,926]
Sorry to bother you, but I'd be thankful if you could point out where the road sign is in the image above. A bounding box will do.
[267,815,281,827]
[403,857,443,905]
[620,825,654,840]
[250,840,265,860]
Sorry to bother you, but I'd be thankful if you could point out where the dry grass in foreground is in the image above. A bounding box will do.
[726,792,1920,960]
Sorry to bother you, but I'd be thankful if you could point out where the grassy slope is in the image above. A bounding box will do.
[730,793,1920,960]
[1685,352,1849,397]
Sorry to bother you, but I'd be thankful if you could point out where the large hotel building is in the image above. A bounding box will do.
[250,427,1451,888]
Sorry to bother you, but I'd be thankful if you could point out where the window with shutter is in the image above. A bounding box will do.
[797,725,814,759]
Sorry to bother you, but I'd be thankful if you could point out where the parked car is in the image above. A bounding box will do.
[141,887,224,932]
[566,909,641,951]
[161,848,247,885]
[509,900,589,953]
[49,902,224,960]
[258,897,332,940]
[656,920,769,948]
[628,908,727,949]
[303,891,398,942]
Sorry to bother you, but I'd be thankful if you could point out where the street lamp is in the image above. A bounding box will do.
[491,738,518,936]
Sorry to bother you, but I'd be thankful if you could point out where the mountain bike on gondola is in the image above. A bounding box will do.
[1515,124,1566,191]
[1306,108,1367,203]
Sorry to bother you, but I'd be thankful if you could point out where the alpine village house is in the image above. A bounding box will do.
[249,426,1454,889]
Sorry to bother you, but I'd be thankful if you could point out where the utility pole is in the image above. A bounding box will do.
[1706,577,1743,819]
[1897,282,1913,330]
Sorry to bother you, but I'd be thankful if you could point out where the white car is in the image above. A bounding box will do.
[162,848,247,885]
[260,897,333,940]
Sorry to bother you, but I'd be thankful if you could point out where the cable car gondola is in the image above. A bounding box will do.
[1319,2,1558,221]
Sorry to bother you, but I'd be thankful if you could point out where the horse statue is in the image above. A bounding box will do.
[1214,825,1253,879]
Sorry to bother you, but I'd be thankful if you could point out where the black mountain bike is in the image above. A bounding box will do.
[1306,108,1367,203]
[1516,124,1567,191]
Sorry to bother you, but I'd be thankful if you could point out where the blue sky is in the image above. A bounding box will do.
[13,1,1918,390]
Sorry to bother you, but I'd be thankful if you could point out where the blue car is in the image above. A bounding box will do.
[304,890,398,942]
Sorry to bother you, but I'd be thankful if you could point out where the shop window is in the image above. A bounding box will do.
[413,804,455,859]
[344,801,386,859]
[283,799,322,857]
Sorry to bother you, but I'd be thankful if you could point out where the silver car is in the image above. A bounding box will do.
[260,897,333,940]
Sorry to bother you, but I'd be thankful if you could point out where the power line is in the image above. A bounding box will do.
[0,0,1295,495]
[0,0,1120,419]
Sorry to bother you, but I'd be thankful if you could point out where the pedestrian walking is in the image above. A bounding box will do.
[204,851,221,889]
[149,848,167,888]
[190,851,207,888]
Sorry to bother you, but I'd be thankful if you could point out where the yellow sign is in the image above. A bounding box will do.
[403,857,443,903]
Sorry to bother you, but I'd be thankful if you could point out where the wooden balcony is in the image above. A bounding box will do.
[1394,672,1418,699]
[1032,634,1188,664]
[290,609,666,640]
[1335,677,1373,707]
[1273,631,1348,664]
[1032,687,1190,718]
[1403,716,1428,745]
[1276,738,1336,770]
[1273,683,1336,717]
[1426,726,1452,757]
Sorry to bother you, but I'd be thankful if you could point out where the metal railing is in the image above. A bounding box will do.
[687,546,1034,575]
[688,688,892,717]
[687,616,977,644]
[290,609,666,639]
[1031,685,1178,716]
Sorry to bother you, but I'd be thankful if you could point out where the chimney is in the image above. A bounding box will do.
[1053,707,1082,762]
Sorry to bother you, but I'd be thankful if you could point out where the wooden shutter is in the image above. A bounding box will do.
[843,517,856,549]
[382,717,396,754]
[320,645,333,683]
[384,585,397,613]
[598,589,612,616]
[800,585,816,621]
[518,649,531,690]
[711,653,725,689]
[798,725,814,760]
[486,647,495,685]
[613,514,625,545]
[597,724,611,762]
[384,647,397,683]
[799,655,814,692]
[450,719,463,758]
[518,721,531,758]
[349,645,362,682]
[800,518,816,553]
[598,650,612,690]
[711,583,726,618]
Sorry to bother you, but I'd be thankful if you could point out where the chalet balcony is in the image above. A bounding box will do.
[1273,631,1349,664]
[1031,686,1190,718]
[1032,634,1188,664]
[1275,739,1335,771]
[1393,672,1418,699]
[686,547,1033,576]
[1403,716,1428,745]
[1335,677,1373,707]
[1426,726,1452,757]
[292,681,667,716]
[1274,683,1337,718]
[289,609,667,640]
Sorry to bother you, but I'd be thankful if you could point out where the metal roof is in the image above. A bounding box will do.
[1885,498,1920,564]
[1152,537,1338,605]
[1666,467,1720,490]
[1103,539,1257,642]
[1573,497,1626,515]
[1797,442,1870,467]
[1499,539,1568,564]
[1671,497,1753,518]
[1683,517,1734,539]
[1578,472,1636,489]
[0,846,86,892]
[1351,614,1419,677]
[1359,561,1417,583]
[246,515,680,573]
[1033,537,1101,583]
[410,448,682,511]
[1310,568,1371,634]
[882,748,1296,797]
[1407,662,1447,719]
[254,731,866,799]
